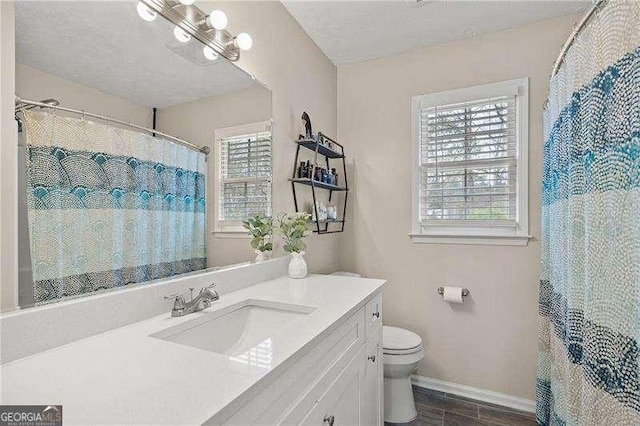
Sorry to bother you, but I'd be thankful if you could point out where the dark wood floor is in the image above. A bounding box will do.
[386,386,537,426]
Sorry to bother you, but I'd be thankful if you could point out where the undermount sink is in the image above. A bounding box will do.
[151,299,316,357]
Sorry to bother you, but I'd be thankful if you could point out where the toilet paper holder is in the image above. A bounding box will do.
[437,287,470,297]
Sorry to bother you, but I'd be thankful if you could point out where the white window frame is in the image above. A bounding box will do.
[410,78,531,246]
[212,120,272,237]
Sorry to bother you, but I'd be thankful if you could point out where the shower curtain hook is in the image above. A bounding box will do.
[592,2,602,19]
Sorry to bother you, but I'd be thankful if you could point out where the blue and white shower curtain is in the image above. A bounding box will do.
[21,110,207,304]
[538,2,640,425]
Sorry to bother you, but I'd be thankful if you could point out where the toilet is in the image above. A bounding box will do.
[383,326,424,424]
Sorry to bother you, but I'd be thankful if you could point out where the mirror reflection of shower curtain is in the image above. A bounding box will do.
[17,118,34,308]
[538,2,640,425]
[20,110,207,305]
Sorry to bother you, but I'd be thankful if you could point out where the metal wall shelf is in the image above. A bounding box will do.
[291,132,348,234]
[295,138,344,159]
[289,178,347,192]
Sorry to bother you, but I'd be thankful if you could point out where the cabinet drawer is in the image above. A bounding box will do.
[277,319,364,425]
[365,292,382,337]
[299,347,366,426]
[365,325,381,365]
[216,308,365,425]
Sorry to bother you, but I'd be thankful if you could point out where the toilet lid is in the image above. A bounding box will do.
[383,326,422,351]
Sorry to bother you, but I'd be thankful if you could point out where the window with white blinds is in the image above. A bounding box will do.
[215,122,272,231]
[411,79,530,245]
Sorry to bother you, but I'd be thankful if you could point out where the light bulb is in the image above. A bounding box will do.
[234,32,252,51]
[136,2,157,21]
[203,46,219,61]
[178,0,195,5]
[173,26,191,43]
[206,10,228,30]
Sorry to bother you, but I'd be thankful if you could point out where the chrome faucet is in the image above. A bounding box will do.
[164,284,219,317]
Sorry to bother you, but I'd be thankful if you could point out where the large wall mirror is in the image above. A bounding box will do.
[10,1,272,311]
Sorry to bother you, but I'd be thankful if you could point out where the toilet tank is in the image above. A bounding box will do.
[330,271,362,278]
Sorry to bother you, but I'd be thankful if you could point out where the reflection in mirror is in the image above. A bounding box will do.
[11,1,272,311]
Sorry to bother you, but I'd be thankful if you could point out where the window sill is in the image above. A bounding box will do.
[409,233,532,246]
[212,230,251,239]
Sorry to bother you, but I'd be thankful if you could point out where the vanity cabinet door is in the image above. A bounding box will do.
[363,326,383,426]
[300,348,365,425]
[365,293,383,337]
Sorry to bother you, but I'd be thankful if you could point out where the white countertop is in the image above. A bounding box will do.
[0,274,384,425]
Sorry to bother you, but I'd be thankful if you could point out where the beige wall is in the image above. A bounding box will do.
[157,84,272,267]
[0,2,17,313]
[199,1,340,273]
[16,64,152,128]
[337,15,578,399]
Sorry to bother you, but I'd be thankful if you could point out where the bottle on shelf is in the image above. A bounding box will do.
[322,168,329,184]
[327,203,338,221]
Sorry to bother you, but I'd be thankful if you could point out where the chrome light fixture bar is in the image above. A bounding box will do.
[139,0,248,62]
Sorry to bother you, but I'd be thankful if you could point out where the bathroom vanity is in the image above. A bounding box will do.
[0,272,384,425]
[213,278,384,425]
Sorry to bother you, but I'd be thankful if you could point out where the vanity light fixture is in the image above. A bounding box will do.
[203,46,219,61]
[173,26,191,43]
[136,2,158,21]
[234,33,253,51]
[206,10,228,31]
[136,0,252,61]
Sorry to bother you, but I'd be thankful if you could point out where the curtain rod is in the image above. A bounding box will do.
[551,0,607,78]
[14,96,210,156]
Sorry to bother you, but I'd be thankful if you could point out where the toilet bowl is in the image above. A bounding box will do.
[383,326,424,424]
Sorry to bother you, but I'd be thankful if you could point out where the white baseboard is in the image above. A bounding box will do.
[411,375,535,413]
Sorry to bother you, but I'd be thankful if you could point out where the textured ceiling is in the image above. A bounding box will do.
[16,1,255,108]
[282,0,591,65]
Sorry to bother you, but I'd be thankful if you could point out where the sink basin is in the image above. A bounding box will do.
[151,299,316,357]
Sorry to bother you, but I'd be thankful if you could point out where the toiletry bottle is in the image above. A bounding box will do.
[331,168,338,186]
[309,202,316,221]
[304,161,311,178]
[314,163,322,181]
[298,162,305,178]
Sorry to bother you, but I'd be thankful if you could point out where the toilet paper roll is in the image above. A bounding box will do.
[443,286,464,304]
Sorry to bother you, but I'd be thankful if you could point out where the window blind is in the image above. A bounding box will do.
[218,130,272,223]
[420,96,517,225]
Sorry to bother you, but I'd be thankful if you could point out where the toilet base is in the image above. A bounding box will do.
[384,376,417,423]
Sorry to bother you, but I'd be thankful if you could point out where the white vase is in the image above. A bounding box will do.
[288,251,307,279]
[255,250,272,263]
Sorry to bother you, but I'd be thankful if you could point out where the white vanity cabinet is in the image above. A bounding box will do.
[214,290,383,426]
[363,325,384,426]
[299,347,366,425]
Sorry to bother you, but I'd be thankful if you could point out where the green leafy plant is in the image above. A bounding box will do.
[242,214,273,252]
[277,212,312,253]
